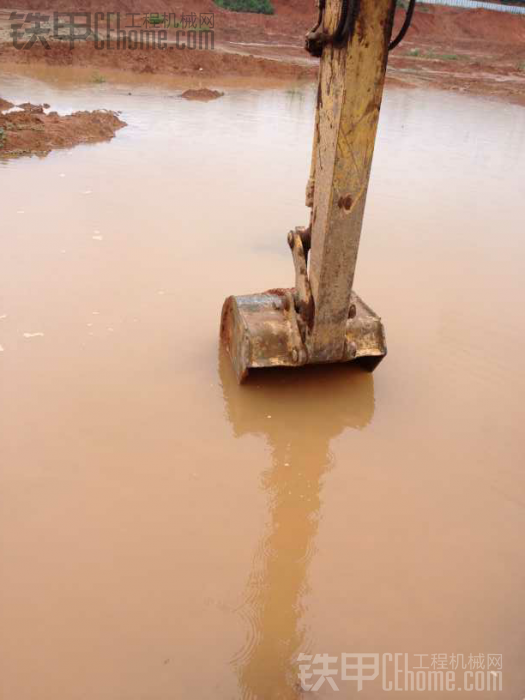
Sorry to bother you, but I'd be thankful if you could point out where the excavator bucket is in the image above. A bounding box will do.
[220,0,396,383]
[220,289,386,383]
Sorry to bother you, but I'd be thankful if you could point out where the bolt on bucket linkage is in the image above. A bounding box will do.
[221,0,396,383]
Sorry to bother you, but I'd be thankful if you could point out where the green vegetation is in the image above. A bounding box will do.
[408,48,460,61]
[148,13,165,25]
[434,53,459,61]
[0,127,5,150]
[518,61,525,72]
[214,0,275,15]
[92,72,107,84]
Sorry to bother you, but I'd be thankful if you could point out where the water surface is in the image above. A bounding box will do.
[1,72,524,699]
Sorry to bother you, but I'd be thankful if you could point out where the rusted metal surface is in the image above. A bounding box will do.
[305,0,361,57]
[287,226,313,334]
[220,289,385,383]
[307,0,396,363]
[220,0,394,382]
[220,291,306,383]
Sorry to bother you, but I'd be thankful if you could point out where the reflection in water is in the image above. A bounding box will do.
[219,349,375,699]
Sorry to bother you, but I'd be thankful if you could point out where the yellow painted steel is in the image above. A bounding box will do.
[307,0,396,363]
[220,0,394,382]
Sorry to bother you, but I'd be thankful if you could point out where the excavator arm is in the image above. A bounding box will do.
[221,0,396,382]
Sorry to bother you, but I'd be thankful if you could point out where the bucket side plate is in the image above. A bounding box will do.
[220,289,386,383]
[220,292,306,383]
[346,293,387,371]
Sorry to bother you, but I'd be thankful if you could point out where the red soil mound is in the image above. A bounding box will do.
[396,5,525,44]
[1,3,524,105]
[0,38,317,80]
[181,87,224,99]
[1,1,523,47]
[0,99,126,158]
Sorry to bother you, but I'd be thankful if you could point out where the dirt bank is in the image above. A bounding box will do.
[0,4,524,104]
[0,99,126,158]
[385,6,525,105]
[0,38,317,82]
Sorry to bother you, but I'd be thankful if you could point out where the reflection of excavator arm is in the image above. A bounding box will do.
[221,0,400,382]
[219,349,375,698]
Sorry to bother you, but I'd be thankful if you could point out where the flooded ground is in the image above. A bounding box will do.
[1,71,524,699]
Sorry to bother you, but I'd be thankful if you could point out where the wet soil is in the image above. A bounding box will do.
[0,37,317,82]
[0,5,524,104]
[387,7,525,107]
[0,98,126,157]
[181,87,224,100]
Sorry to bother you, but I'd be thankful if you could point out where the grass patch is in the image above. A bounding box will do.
[92,72,107,84]
[518,61,525,72]
[147,13,165,25]
[424,50,459,61]
[214,0,274,15]
[407,49,460,61]
[435,53,460,61]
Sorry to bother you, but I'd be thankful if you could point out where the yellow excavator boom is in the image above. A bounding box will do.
[221,0,396,382]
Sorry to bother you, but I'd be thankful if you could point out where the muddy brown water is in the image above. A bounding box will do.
[1,71,524,699]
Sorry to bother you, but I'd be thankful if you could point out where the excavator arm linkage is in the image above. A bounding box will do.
[221,0,394,382]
